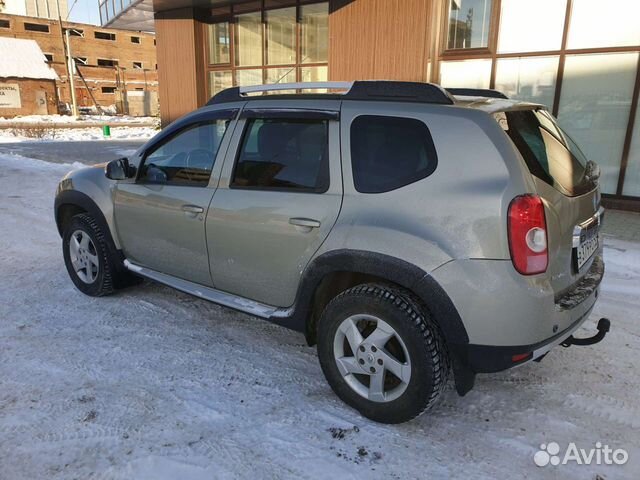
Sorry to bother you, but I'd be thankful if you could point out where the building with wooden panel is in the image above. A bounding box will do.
[100,0,640,209]
[0,11,158,115]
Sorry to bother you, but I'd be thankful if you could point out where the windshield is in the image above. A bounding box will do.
[498,108,596,196]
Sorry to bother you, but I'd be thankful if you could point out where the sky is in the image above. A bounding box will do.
[67,0,100,25]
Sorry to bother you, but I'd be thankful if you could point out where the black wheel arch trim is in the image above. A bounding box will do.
[54,190,125,266]
[269,249,470,346]
[269,249,475,396]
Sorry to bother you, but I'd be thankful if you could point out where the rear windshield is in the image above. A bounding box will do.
[498,109,595,196]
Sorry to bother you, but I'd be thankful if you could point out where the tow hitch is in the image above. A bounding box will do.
[561,318,610,347]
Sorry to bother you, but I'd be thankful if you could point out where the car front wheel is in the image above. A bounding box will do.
[62,213,117,297]
[317,284,449,424]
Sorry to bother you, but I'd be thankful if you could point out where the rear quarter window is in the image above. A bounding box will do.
[350,115,438,193]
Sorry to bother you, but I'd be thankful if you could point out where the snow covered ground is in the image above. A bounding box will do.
[0,114,159,143]
[0,126,157,143]
[0,114,158,125]
[0,151,639,479]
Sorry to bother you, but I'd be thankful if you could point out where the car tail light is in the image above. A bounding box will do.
[508,195,548,275]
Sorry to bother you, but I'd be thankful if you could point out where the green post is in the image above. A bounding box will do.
[102,125,111,137]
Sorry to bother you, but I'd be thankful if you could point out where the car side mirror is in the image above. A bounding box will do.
[105,158,135,180]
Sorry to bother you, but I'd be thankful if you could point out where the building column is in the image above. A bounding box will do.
[155,8,207,126]
[328,0,432,82]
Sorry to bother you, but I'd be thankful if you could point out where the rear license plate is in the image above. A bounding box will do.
[574,222,599,271]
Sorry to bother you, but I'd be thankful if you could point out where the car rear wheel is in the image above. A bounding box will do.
[317,284,449,424]
[62,213,118,297]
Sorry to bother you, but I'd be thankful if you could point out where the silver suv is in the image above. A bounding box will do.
[55,81,610,424]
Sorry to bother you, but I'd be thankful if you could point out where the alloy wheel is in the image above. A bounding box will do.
[69,230,99,284]
[333,314,411,403]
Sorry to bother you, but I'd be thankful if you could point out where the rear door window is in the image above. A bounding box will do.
[231,118,330,193]
[350,115,438,193]
[501,109,594,196]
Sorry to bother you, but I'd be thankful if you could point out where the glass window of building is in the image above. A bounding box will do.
[440,59,492,88]
[622,108,640,197]
[237,69,264,86]
[208,22,231,65]
[446,0,493,50]
[236,12,263,66]
[557,53,639,194]
[301,66,328,83]
[266,67,296,85]
[209,71,232,96]
[266,7,296,65]
[497,0,566,53]
[568,0,640,49]
[495,56,559,110]
[208,3,329,96]
[301,3,328,63]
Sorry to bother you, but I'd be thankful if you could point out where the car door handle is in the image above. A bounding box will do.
[182,205,204,215]
[289,217,321,228]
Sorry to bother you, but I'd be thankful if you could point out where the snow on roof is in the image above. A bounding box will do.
[0,38,59,81]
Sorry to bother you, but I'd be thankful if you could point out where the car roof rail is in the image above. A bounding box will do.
[445,88,509,99]
[207,81,455,106]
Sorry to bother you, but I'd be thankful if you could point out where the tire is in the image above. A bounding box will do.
[62,213,119,297]
[317,283,449,424]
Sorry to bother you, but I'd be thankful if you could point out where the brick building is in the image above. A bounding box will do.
[0,37,58,116]
[0,0,68,20]
[0,11,158,115]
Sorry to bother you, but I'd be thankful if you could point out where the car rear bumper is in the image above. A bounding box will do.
[431,251,604,347]
[463,294,599,373]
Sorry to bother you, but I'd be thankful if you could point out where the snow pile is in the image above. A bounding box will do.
[0,126,157,143]
[0,38,58,80]
[0,153,638,479]
[0,114,159,125]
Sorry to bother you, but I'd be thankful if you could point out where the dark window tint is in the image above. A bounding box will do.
[350,115,438,193]
[140,121,229,187]
[95,31,116,41]
[97,58,117,67]
[0,19,10,28]
[502,109,593,196]
[232,118,329,192]
[69,29,84,36]
[24,22,49,33]
[131,36,141,44]
[101,86,116,94]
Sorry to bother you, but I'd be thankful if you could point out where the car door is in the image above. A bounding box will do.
[206,101,343,307]
[113,108,237,286]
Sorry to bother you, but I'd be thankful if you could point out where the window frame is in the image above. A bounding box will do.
[136,109,238,188]
[97,58,118,67]
[229,113,333,194]
[441,0,500,56]
[94,31,116,41]
[349,114,439,194]
[204,1,329,97]
[24,22,50,33]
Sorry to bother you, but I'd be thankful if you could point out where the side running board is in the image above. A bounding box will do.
[123,259,284,319]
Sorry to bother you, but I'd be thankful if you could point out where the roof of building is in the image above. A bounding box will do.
[0,37,59,81]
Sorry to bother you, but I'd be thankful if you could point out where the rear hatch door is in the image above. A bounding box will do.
[499,108,602,295]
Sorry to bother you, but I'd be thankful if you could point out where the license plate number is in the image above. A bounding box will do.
[574,225,599,271]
